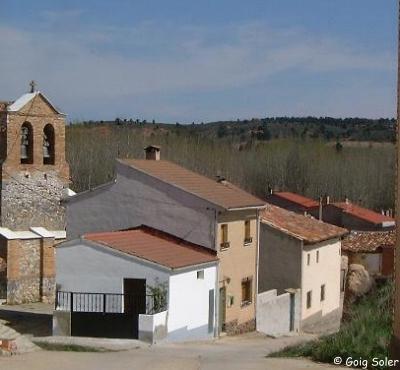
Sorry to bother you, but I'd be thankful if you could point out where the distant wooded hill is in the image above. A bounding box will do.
[73,117,396,143]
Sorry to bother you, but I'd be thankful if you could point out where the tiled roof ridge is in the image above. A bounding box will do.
[272,192,319,208]
[119,158,266,210]
[342,230,395,252]
[261,204,348,243]
[333,201,394,224]
[84,225,217,257]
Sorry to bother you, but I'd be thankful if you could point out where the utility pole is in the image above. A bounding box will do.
[393,0,400,359]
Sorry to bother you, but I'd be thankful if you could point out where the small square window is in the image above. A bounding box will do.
[316,251,320,263]
[241,277,252,306]
[220,224,230,250]
[244,220,252,245]
[307,253,311,266]
[306,291,312,309]
[197,270,204,280]
[320,284,325,302]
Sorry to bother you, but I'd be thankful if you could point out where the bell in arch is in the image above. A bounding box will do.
[20,127,29,159]
[43,133,50,159]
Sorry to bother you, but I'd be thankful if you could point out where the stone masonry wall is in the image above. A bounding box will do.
[1,171,66,230]
[225,319,256,336]
[6,238,56,304]
[7,239,41,304]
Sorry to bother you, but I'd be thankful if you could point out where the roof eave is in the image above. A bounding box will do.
[227,204,267,211]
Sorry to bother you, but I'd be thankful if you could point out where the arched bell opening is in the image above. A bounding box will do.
[20,122,33,164]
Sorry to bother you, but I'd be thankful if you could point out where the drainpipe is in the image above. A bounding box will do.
[318,196,323,221]
[212,208,219,338]
[255,209,260,330]
[300,240,304,332]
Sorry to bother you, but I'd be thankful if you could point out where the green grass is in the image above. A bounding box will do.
[269,281,393,370]
[34,342,108,352]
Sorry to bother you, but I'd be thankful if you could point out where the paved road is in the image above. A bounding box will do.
[0,333,343,370]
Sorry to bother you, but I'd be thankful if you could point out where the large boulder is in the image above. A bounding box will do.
[347,263,374,297]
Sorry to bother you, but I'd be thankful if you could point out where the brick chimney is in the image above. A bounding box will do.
[144,145,161,160]
[318,196,323,220]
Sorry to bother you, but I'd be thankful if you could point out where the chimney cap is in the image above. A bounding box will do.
[144,145,161,151]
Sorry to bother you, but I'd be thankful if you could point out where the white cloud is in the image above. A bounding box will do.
[0,21,395,120]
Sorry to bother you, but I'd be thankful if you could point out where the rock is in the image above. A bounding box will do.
[347,264,374,297]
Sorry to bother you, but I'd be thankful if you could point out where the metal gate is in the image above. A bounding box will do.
[56,291,147,339]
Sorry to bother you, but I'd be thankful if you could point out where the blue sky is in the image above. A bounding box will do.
[0,1,397,121]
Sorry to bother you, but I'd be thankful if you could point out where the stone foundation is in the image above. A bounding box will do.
[225,319,256,336]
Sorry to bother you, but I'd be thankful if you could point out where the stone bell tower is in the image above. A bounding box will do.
[0,82,70,230]
[0,83,70,304]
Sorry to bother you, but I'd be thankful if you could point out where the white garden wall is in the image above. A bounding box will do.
[167,266,217,341]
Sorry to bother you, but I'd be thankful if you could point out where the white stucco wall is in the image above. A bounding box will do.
[56,242,169,294]
[167,266,217,341]
[301,239,341,320]
[56,241,218,342]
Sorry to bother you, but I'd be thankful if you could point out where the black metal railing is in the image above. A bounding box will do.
[55,291,167,315]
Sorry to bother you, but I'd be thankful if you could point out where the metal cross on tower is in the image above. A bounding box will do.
[29,80,36,93]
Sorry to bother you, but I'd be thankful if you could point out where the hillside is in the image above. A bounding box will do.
[74,116,396,143]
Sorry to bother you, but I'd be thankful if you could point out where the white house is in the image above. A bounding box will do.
[258,205,348,334]
[54,225,218,343]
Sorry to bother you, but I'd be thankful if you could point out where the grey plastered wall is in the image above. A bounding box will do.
[256,289,300,336]
[66,162,217,249]
[310,205,342,228]
[56,241,170,294]
[258,223,301,294]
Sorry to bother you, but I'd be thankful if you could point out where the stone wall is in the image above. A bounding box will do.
[7,239,41,304]
[0,171,66,231]
[6,238,56,304]
[224,318,255,336]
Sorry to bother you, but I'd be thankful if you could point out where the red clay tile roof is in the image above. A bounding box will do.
[261,205,348,244]
[342,231,395,252]
[333,202,395,226]
[119,159,266,210]
[273,192,319,208]
[84,226,218,269]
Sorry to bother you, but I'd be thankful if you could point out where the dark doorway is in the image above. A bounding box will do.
[219,287,226,333]
[124,278,146,314]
